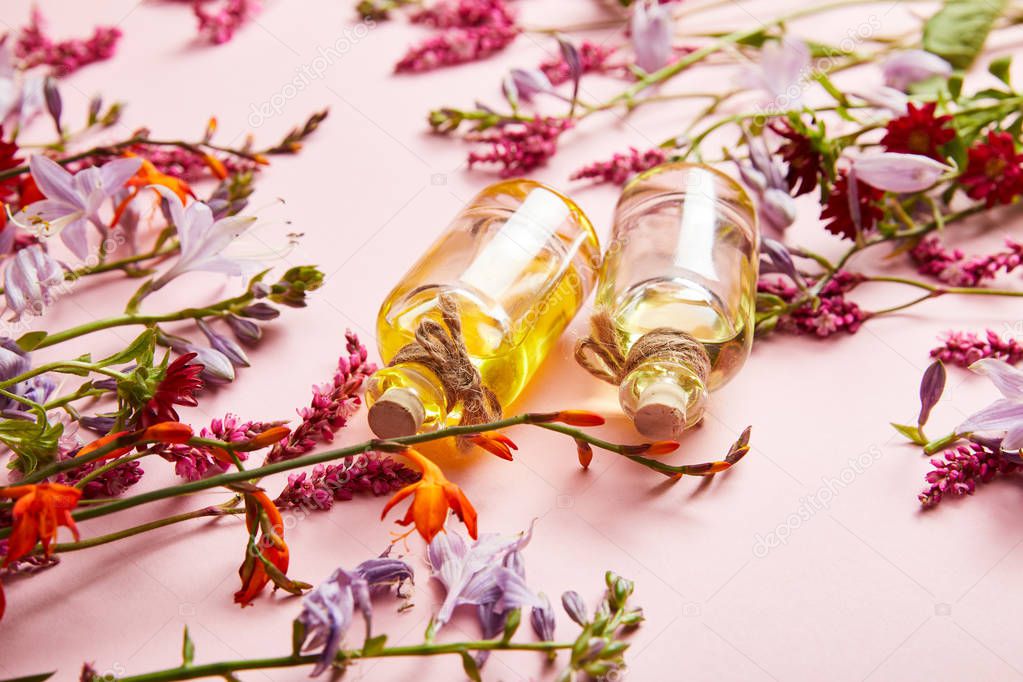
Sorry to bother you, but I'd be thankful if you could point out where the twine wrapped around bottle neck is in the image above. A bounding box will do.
[389,293,502,431]
[574,310,711,388]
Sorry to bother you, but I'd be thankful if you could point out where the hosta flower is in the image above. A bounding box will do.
[881,50,952,92]
[853,152,950,193]
[3,244,63,320]
[149,186,259,290]
[730,133,798,232]
[380,449,477,542]
[297,557,413,676]
[0,482,81,566]
[12,155,141,259]
[503,67,553,104]
[956,359,1023,450]
[428,524,542,631]
[741,38,810,110]
[630,1,672,73]
[0,43,45,128]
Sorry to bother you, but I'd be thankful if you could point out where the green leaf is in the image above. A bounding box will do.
[291,619,307,657]
[362,634,387,657]
[891,422,926,445]
[460,652,482,682]
[988,54,1013,86]
[98,329,156,368]
[0,418,63,474]
[181,626,195,666]
[2,674,57,682]
[923,0,1007,69]
[15,331,48,351]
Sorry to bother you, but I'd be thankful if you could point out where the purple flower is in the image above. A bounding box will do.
[882,50,952,92]
[730,134,797,232]
[0,338,56,416]
[0,44,45,128]
[428,524,543,631]
[530,593,555,641]
[853,152,950,193]
[741,38,810,110]
[225,313,262,345]
[3,244,63,319]
[503,68,553,105]
[12,155,141,259]
[956,359,1023,450]
[197,319,249,368]
[297,557,414,677]
[849,86,908,114]
[149,186,258,290]
[630,1,672,73]
[562,590,588,625]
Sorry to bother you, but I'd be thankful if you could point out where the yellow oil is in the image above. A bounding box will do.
[367,179,600,434]
[612,273,755,390]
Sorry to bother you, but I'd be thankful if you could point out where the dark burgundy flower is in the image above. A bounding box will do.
[959,131,1023,207]
[770,119,822,196]
[139,353,204,427]
[880,102,954,161]
[820,171,884,241]
[0,128,22,205]
[931,329,1023,368]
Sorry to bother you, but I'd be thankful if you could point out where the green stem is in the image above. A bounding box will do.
[32,293,253,349]
[109,640,570,682]
[51,505,243,553]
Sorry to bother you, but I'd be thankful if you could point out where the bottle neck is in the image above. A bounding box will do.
[366,362,450,438]
[618,358,708,440]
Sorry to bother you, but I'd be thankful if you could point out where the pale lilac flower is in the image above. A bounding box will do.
[149,186,258,290]
[0,43,46,127]
[630,1,673,73]
[530,593,555,641]
[562,590,588,625]
[741,38,810,110]
[503,68,553,105]
[729,135,797,232]
[0,338,55,417]
[428,524,542,631]
[12,155,141,259]
[853,152,950,193]
[957,359,1023,450]
[225,313,262,345]
[3,244,63,319]
[166,334,236,384]
[297,557,414,677]
[882,50,952,92]
[849,86,908,114]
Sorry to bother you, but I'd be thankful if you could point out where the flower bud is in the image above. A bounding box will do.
[198,320,250,368]
[530,594,556,641]
[225,313,263,345]
[190,346,236,384]
[882,50,952,92]
[760,188,797,232]
[562,590,588,626]
[238,302,280,320]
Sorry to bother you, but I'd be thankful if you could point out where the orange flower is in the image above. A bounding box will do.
[234,491,289,606]
[466,431,517,460]
[110,152,195,227]
[0,483,82,566]
[76,422,194,462]
[381,449,477,543]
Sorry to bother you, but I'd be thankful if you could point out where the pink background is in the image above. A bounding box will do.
[2,1,1023,679]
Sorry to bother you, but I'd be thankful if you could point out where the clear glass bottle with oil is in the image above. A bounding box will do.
[366,180,601,438]
[597,162,758,440]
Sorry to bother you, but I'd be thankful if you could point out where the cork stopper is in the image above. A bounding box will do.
[633,383,688,440]
[368,387,426,439]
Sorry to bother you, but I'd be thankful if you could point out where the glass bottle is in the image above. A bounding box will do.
[366,179,601,438]
[597,162,758,440]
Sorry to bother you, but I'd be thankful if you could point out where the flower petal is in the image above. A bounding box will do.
[854,153,950,193]
[956,398,1023,435]
[971,358,1023,399]
[29,155,82,208]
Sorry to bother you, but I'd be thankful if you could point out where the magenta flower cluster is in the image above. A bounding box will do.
[193,0,262,45]
[267,330,376,463]
[467,117,573,177]
[126,144,254,182]
[396,0,517,72]
[55,457,144,500]
[274,454,420,511]
[759,271,866,337]
[930,329,1023,367]
[163,413,276,481]
[911,236,1023,287]
[570,147,667,185]
[920,442,1018,509]
[14,8,121,76]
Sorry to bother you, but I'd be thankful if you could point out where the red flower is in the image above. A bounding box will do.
[0,127,23,204]
[770,119,822,196]
[959,131,1023,207]
[234,491,289,606]
[880,102,955,161]
[140,353,204,427]
[820,171,884,241]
